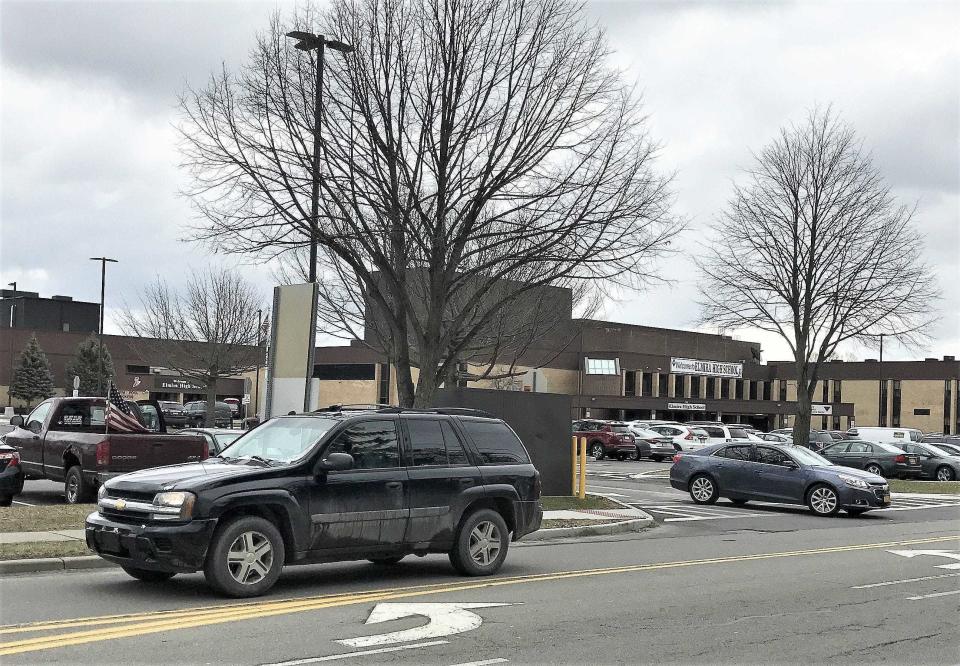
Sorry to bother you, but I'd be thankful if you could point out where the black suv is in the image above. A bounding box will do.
[86,408,542,597]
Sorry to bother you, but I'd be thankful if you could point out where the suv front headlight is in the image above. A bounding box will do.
[152,491,197,520]
[838,474,869,490]
[97,484,108,500]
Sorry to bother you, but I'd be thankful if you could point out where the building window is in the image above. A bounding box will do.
[945,381,953,435]
[378,363,391,405]
[641,372,653,397]
[690,376,701,398]
[832,415,840,430]
[624,371,636,397]
[821,382,829,429]
[913,408,930,416]
[674,374,684,398]
[585,358,618,375]
[658,373,668,398]
[779,381,787,401]
[706,377,716,398]
[721,379,730,399]
[833,380,842,404]
[314,363,376,380]
[733,379,742,400]
[762,381,771,401]
[892,380,901,427]
[879,380,888,427]
[749,381,757,400]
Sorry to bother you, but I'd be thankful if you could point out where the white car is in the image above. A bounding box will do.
[691,423,755,445]
[644,423,710,452]
[757,432,793,445]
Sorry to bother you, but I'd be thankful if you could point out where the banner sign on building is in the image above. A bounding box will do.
[157,376,205,391]
[667,402,706,411]
[811,404,833,415]
[670,357,743,378]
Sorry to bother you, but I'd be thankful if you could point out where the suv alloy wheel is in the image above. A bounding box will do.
[204,515,286,597]
[449,509,509,576]
[590,442,605,460]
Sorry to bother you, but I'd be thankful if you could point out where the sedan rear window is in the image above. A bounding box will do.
[460,421,530,465]
[876,442,906,454]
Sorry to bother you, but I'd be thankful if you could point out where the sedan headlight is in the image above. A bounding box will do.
[97,484,108,500]
[151,491,197,520]
[838,473,870,490]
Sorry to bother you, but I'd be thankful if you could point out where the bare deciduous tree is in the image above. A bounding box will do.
[119,269,263,426]
[699,109,939,446]
[180,0,679,407]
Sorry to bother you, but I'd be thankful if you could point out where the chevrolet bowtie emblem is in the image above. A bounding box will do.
[115,499,127,511]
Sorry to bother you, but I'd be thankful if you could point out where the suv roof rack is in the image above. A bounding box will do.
[375,407,496,418]
[313,404,394,413]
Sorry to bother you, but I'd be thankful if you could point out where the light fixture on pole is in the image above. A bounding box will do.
[89,257,118,396]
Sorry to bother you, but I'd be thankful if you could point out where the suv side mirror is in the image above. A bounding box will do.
[9,415,23,428]
[27,420,42,434]
[314,452,354,476]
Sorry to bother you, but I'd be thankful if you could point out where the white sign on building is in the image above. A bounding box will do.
[669,357,743,378]
[667,402,707,411]
[811,404,833,415]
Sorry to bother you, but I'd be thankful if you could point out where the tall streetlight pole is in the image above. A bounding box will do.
[6,282,16,407]
[878,333,886,427]
[285,30,354,282]
[89,257,118,396]
[254,308,263,421]
[286,30,353,412]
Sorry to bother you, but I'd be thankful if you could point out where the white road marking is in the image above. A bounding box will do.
[593,492,629,498]
[852,572,960,589]
[12,500,34,506]
[449,659,509,666]
[264,640,449,665]
[887,549,960,570]
[336,602,517,648]
[906,589,960,601]
[664,513,768,522]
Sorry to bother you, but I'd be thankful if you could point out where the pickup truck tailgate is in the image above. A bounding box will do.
[105,433,207,473]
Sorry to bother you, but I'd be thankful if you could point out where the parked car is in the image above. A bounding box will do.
[817,440,922,479]
[177,428,246,456]
[687,423,753,445]
[757,432,793,445]
[87,408,543,597]
[847,426,924,445]
[644,424,710,455]
[158,401,188,428]
[223,398,241,416]
[572,420,637,460]
[895,442,960,482]
[929,441,960,457]
[921,433,960,448]
[771,429,835,451]
[626,426,678,461]
[828,430,853,441]
[0,441,24,506]
[670,442,890,516]
[184,401,234,428]
[4,397,208,504]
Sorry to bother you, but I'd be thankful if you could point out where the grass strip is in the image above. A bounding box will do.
[888,479,960,495]
[0,541,91,561]
[0,505,95,533]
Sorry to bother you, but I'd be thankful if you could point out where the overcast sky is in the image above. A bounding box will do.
[2,0,957,362]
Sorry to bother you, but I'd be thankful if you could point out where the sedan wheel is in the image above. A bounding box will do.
[689,475,718,505]
[865,464,884,477]
[590,443,605,460]
[936,466,956,482]
[807,484,840,516]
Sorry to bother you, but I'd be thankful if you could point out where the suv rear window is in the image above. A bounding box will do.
[460,420,530,465]
[609,425,631,433]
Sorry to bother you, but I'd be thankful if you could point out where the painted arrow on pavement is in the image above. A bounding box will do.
[336,602,518,648]
[887,549,960,570]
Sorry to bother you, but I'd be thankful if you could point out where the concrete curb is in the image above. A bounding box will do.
[0,556,116,576]
[521,493,655,542]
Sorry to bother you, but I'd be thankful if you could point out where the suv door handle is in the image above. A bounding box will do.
[459,478,474,485]
[385,481,402,489]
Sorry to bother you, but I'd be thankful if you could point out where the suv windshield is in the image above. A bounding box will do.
[218,417,338,463]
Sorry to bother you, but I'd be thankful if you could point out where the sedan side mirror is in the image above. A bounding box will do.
[314,452,354,477]
[9,415,23,428]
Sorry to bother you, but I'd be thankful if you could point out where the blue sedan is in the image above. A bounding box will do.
[669,442,891,516]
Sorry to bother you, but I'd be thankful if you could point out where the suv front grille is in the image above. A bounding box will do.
[107,489,155,502]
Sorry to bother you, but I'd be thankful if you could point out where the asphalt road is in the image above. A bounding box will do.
[2,461,959,664]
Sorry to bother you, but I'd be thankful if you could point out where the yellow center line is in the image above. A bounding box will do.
[1,534,956,657]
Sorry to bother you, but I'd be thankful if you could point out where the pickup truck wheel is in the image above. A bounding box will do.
[121,566,175,583]
[449,509,509,576]
[590,443,605,460]
[64,466,95,504]
[204,516,285,598]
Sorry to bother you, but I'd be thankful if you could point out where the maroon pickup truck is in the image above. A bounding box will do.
[5,397,208,504]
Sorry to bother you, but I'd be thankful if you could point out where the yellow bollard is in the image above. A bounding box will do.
[571,436,578,496]
[578,436,587,500]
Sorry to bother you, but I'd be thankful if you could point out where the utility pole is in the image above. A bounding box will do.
[6,282,16,407]
[255,308,263,421]
[89,257,118,396]
[879,333,886,427]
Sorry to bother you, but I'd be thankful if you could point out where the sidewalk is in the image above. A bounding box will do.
[0,529,86,545]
